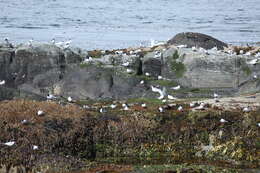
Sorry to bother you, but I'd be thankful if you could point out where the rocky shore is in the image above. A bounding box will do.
[0,32,259,173]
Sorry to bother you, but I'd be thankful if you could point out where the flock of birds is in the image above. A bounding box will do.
[1,38,260,147]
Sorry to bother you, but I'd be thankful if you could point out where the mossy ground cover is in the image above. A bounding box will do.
[0,99,259,173]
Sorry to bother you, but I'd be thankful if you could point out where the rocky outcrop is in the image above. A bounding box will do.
[0,36,260,101]
[167,32,228,50]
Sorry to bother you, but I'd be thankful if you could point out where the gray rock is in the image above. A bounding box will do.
[167,32,228,50]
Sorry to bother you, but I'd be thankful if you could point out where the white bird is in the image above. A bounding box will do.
[3,141,15,146]
[37,110,44,116]
[115,50,123,55]
[110,104,117,109]
[191,46,197,51]
[247,59,258,65]
[177,45,187,48]
[0,80,5,85]
[158,75,163,80]
[145,72,150,76]
[220,118,228,123]
[255,52,260,58]
[171,85,180,90]
[122,62,130,67]
[245,52,251,56]
[28,39,34,47]
[47,94,55,100]
[189,102,195,107]
[122,103,127,107]
[177,106,183,111]
[83,105,90,109]
[162,99,167,103]
[141,103,147,108]
[51,38,55,44]
[67,97,72,102]
[167,95,176,100]
[140,80,144,84]
[195,103,204,110]
[258,123,260,127]
[33,145,39,150]
[99,108,106,113]
[154,51,162,58]
[123,106,129,111]
[21,119,28,124]
[151,86,166,100]
[243,107,250,112]
[213,93,219,98]
[158,107,164,112]
[253,75,258,79]
[239,50,244,54]
[126,69,133,73]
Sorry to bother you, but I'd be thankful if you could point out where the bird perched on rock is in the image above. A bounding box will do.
[190,102,195,108]
[33,145,39,150]
[47,94,55,100]
[3,141,15,146]
[171,85,180,90]
[177,106,183,111]
[21,119,29,125]
[220,118,228,123]
[247,59,258,65]
[99,108,106,113]
[0,80,5,85]
[145,72,150,76]
[126,69,133,73]
[243,107,250,112]
[167,95,176,100]
[158,75,163,80]
[141,103,147,108]
[110,104,117,109]
[4,38,13,48]
[140,80,144,84]
[158,107,164,112]
[37,110,44,116]
[67,96,73,102]
[151,86,166,100]
[122,62,130,67]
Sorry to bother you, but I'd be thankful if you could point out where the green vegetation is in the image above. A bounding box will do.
[171,50,186,78]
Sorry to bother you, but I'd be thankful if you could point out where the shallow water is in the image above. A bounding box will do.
[1,0,260,50]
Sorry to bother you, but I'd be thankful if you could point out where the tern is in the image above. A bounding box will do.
[151,86,166,100]
[141,103,147,108]
[177,106,183,111]
[3,141,15,146]
[67,96,73,102]
[37,110,44,116]
[220,118,228,123]
[33,145,39,150]
[145,72,150,76]
[110,104,117,109]
[167,95,176,100]
[0,80,5,85]
[158,107,164,112]
[171,85,180,90]
[122,62,130,67]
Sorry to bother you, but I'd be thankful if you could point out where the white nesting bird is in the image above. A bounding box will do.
[243,107,250,112]
[3,141,15,146]
[213,93,219,98]
[126,69,133,73]
[239,50,244,54]
[0,80,5,85]
[171,85,180,90]
[123,106,129,111]
[99,108,106,113]
[63,39,72,49]
[145,72,150,76]
[167,95,176,100]
[122,62,130,67]
[191,46,197,51]
[158,75,163,80]
[177,45,187,48]
[162,99,167,103]
[141,103,147,108]
[189,102,195,108]
[220,118,228,123]
[158,107,164,112]
[122,103,127,107]
[195,103,205,110]
[258,123,260,127]
[151,86,166,100]
[47,94,55,100]
[37,110,44,116]
[140,80,144,84]
[177,106,183,111]
[67,96,73,102]
[21,119,28,124]
[110,104,117,109]
[33,145,39,150]
[253,75,258,79]
[247,59,258,65]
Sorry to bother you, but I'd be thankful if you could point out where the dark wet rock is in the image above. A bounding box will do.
[142,58,162,77]
[167,32,228,50]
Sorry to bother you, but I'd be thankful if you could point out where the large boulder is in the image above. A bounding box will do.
[167,32,228,50]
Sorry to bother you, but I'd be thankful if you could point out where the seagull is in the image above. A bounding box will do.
[47,94,55,100]
[110,104,117,109]
[0,80,5,85]
[145,72,150,76]
[99,108,107,113]
[167,95,176,100]
[21,119,28,124]
[158,107,164,112]
[189,102,195,107]
[247,59,258,65]
[126,69,133,73]
[140,80,144,84]
[151,86,166,100]
[3,141,15,146]
[141,103,147,108]
[220,118,228,123]
[171,85,180,90]
[33,145,39,150]
[243,107,250,112]
[123,106,129,111]
[122,62,130,67]
[67,96,73,102]
[177,106,183,111]
[158,75,163,80]
[37,110,44,116]
[177,45,187,48]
